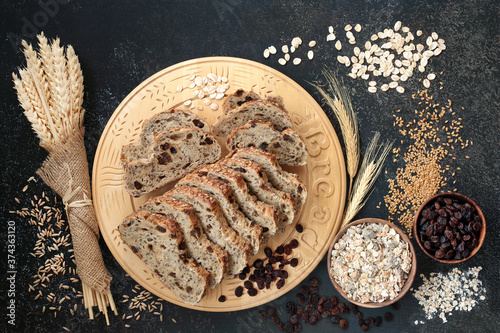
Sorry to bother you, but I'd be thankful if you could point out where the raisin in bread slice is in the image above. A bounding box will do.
[168,185,252,276]
[213,100,293,137]
[194,163,279,238]
[227,147,307,216]
[123,127,221,197]
[220,157,295,231]
[226,120,307,166]
[119,211,209,305]
[140,196,228,288]
[222,89,261,113]
[177,173,263,255]
[121,109,211,164]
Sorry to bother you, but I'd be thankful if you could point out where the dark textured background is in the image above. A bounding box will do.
[1,1,499,332]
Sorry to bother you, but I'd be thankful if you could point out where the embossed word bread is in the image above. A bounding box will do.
[121,109,211,163]
[168,185,252,276]
[140,196,228,288]
[227,147,307,215]
[123,127,221,197]
[213,100,293,137]
[119,211,209,305]
[226,120,307,166]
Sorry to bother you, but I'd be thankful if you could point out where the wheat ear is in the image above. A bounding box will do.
[13,72,53,150]
[341,132,393,228]
[310,69,360,197]
[66,45,84,129]
[51,37,73,142]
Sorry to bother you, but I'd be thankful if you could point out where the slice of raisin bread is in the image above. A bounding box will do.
[266,95,286,110]
[176,173,263,255]
[222,89,261,113]
[168,185,252,276]
[123,127,221,197]
[121,109,211,164]
[220,157,295,231]
[213,100,293,137]
[227,147,307,216]
[139,196,228,288]
[194,163,279,238]
[226,120,307,166]
[119,211,209,305]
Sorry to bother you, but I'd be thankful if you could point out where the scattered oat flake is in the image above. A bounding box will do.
[293,58,302,65]
[335,40,342,50]
[308,40,316,47]
[263,48,270,58]
[354,24,362,32]
[183,100,192,106]
[268,46,277,54]
[307,50,314,60]
[413,267,486,323]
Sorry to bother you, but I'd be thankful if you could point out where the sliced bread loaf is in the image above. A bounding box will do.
[177,173,263,255]
[220,157,295,231]
[119,210,209,305]
[213,100,293,137]
[222,89,261,113]
[123,127,221,197]
[139,196,228,288]
[226,120,307,166]
[227,147,307,216]
[194,163,279,238]
[168,185,252,276]
[121,109,211,164]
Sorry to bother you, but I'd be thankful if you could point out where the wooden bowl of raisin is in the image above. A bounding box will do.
[414,192,486,263]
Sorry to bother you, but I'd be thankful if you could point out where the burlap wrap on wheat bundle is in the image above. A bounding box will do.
[37,128,111,294]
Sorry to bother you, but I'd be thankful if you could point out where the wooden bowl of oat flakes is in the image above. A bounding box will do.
[327,218,417,308]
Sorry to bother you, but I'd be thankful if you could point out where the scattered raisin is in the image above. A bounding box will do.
[309,278,319,287]
[339,319,348,330]
[384,312,394,322]
[290,314,299,325]
[248,288,258,296]
[235,286,244,297]
[361,324,369,331]
[244,281,253,289]
[286,301,296,314]
[296,293,306,304]
[276,245,285,254]
[218,295,226,302]
[295,224,303,233]
[264,247,273,258]
[391,302,400,311]
[290,258,299,267]
[308,315,319,325]
[330,316,341,325]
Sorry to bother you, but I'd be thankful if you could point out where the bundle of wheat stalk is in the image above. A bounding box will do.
[12,33,117,324]
[311,69,392,229]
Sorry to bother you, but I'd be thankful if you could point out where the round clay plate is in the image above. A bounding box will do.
[92,56,346,311]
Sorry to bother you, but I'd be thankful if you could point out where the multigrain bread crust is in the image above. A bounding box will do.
[222,89,261,113]
[177,173,264,255]
[213,100,293,137]
[119,211,209,305]
[194,163,279,238]
[121,109,211,164]
[220,157,295,231]
[139,196,228,288]
[226,120,307,166]
[123,127,221,197]
[168,185,252,276]
[227,147,307,216]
